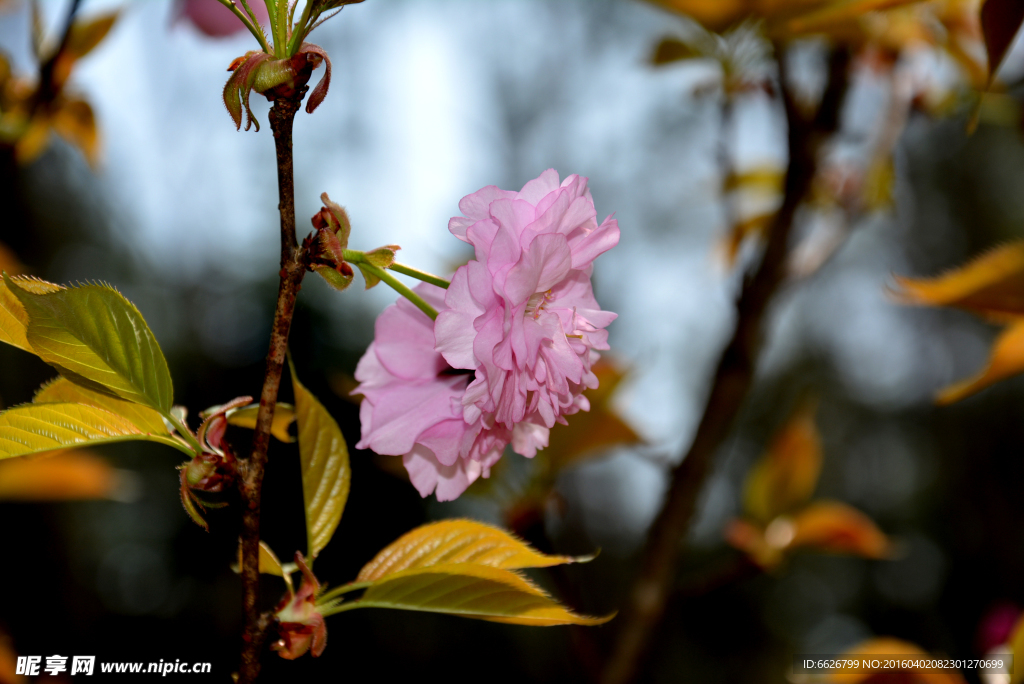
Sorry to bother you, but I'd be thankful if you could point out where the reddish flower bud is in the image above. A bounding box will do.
[272,553,327,659]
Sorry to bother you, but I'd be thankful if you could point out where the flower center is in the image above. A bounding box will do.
[525,290,554,319]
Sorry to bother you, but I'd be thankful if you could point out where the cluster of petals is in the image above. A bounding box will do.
[354,170,619,501]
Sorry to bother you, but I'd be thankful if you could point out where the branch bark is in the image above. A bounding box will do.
[599,45,851,684]
[237,94,307,684]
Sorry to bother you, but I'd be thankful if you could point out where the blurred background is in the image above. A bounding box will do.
[2,0,1024,681]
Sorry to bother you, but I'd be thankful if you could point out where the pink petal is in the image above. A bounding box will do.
[568,215,620,270]
[504,233,573,305]
[517,168,561,204]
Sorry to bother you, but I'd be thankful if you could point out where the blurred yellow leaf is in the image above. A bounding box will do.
[51,98,99,167]
[356,519,590,582]
[892,242,1024,318]
[328,563,612,626]
[825,637,968,683]
[226,402,297,442]
[743,400,822,522]
[651,37,703,65]
[0,629,22,684]
[0,449,118,500]
[936,318,1024,403]
[544,359,642,473]
[1009,612,1024,684]
[0,242,24,276]
[789,500,893,557]
[65,12,118,61]
[769,0,931,38]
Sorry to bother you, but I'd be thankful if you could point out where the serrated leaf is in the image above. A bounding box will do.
[227,403,297,442]
[357,519,589,582]
[892,242,1024,319]
[339,563,612,626]
[0,274,62,353]
[7,277,174,411]
[936,318,1024,404]
[743,400,821,522]
[982,0,1024,82]
[0,402,186,461]
[34,377,170,436]
[292,363,350,560]
[0,449,119,500]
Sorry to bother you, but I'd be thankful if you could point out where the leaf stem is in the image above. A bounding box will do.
[389,263,450,289]
[165,413,204,456]
[358,262,439,320]
[317,581,372,604]
[237,93,308,684]
[598,45,852,684]
[215,0,271,53]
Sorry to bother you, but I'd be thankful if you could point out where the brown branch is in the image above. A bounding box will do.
[599,45,851,684]
[237,93,307,684]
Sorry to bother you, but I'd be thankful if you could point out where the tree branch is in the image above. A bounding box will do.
[599,45,851,684]
[237,93,307,684]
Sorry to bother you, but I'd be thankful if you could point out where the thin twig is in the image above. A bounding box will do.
[237,93,308,684]
[599,45,851,684]
[31,0,82,113]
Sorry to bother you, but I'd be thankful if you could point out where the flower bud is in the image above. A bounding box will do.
[271,552,327,659]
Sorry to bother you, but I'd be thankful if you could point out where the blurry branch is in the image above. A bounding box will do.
[237,93,308,684]
[599,45,851,684]
[31,0,83,112]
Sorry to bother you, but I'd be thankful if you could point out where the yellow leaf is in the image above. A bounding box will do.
[51,98,99,167]
[743,400,822,522]
[65,11,119,61]
[723,213,773,265]
[0,449,117,500]
[14,116,51,165]
[788,500,893,558]
[825,637,968,683]
[0,402,187,460]
[6,277,174,411]
[0,274,62,354]
[937,318,1024,404]
[769,0,929,38]
[226,403,297,442]
[292,363,350,560]
[333,563,612,626]
[724,518,782,568]
[1009,612,1024,684]
[651,37,703,65]
[235,539,287,578]
[33,377,170,436]
[356,518,590,582]
[892,241,1024,318]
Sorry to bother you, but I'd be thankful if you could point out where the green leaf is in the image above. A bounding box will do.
[326,563,612,626]
[357,519,591,582]
[982,0,1024,82]
[34,377,170,436]
[0,402,189,461]
[6,277,174,411]
[226,403,297,442]
[292,362,350,560]
[0,274,62,353]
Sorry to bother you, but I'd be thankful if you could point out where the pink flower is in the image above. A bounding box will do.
[354,285,494,501]
[436,169,619,457]
[353,170,618,502]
